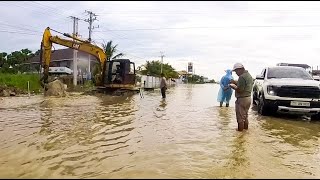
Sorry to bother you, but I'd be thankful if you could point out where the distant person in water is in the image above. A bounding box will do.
[217,69,234,107]
[160,73,167,99]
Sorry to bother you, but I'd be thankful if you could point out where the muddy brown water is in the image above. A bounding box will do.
[1,84,320,178]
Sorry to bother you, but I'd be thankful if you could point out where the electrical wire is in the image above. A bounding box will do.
[0,30,39,35]
[93,25,320,32]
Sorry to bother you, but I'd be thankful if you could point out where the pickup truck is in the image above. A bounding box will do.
[252,66,320,120]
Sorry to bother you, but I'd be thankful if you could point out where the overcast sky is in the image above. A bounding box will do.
[1,1,320,80]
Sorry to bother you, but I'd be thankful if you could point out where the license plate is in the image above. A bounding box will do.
[290,101,310,107]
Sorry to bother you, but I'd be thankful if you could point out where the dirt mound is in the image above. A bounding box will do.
[0,85,25,97]
[44,79,67,97]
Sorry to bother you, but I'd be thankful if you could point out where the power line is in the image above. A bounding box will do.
[29,1,71,16]
[94,25,152,48]
[95,9,320,15]
[93,29,170,65]
[0,30,39,35]
[28,1,67,16]
[0,21,42,33]
[0,1,69,32]
[94,31,151,60]
[92,33,148,62]
[1,1,63,21]
[93,25,320,31]
[0,1,83,33]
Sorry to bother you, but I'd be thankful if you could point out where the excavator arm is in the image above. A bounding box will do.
[40,27,107,88]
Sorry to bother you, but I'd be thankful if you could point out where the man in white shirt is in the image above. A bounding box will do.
[160,73,167,99]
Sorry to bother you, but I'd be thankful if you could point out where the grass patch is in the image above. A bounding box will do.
[0,73,42,93]
[67,80,95,92]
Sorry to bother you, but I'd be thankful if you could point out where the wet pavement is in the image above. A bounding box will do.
[0,83,320,178]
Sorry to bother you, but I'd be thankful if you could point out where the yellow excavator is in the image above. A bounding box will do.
[40,27,137,93]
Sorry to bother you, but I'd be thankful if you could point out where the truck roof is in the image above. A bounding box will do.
[276,63,310,69]
[268,66,305,69]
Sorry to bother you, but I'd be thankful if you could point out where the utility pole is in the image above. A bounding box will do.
[160,51,165,74]
[186,65,188,84]
[84,10,99,80]
[70,16,79,86]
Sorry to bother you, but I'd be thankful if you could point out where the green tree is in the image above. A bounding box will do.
[0,49,38,73]
[209,79,216,83]
[140,60,179,78]
[5,49,34,73]
[187,74,205,84]
[0,52,7,68]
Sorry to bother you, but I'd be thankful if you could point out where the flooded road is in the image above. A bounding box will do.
[1,84,320,178]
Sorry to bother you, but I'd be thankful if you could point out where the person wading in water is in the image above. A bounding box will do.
[160,73,167,99]
[229,63,253,131]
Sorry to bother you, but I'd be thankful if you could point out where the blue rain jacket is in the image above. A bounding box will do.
[217,70,234,103]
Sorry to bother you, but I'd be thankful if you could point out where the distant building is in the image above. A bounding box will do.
[203,77,210,83]
[177,70,188,76]
[24,48,99,76]
[178,70,189,83]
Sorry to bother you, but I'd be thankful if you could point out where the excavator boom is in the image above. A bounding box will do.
[40,27,107,87]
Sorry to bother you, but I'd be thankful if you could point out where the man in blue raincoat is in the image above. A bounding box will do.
[217,69,234,107]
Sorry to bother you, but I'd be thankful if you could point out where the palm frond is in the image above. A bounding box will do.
[112,53,124,59]
[101,40,124,61]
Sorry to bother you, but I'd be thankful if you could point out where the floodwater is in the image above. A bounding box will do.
[1,84,320,178]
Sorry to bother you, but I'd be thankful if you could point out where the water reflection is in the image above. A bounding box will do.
[225,133,249,177]
[39,99,54,135]
[159,99,167,108]
[260,117,320,148]
[1,84,320,178]
[185,84,193,100]
[37,96,99,151]
[218,107,232,123]
[34,94,138,177]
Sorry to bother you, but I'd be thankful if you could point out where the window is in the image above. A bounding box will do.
[267,67,313,80]
[112,62,121,74]
[129,63,135,74]
[260,68,266,78]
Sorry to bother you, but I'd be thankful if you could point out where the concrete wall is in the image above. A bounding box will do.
[140,75,182,89]
[141,75,182,88]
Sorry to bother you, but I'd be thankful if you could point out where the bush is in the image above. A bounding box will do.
[0,73,42,93]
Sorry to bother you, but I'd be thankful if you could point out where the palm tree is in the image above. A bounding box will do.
[102,40,124,61]
[93,40,124,84]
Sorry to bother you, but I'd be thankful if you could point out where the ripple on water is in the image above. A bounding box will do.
[1,85,320,178]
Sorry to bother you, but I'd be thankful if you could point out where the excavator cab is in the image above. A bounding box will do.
[103,59,136,89]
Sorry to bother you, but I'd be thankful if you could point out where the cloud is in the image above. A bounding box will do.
[1,1,320,81]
